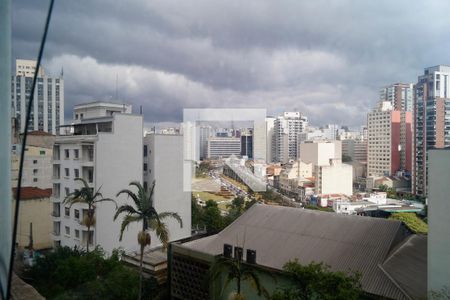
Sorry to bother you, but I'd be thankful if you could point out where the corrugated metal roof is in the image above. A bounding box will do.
[183,204,420,299]
[381,235,427,300]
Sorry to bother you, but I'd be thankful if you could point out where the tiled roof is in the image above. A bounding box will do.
[12,187,52,200]
[181,204,425,300]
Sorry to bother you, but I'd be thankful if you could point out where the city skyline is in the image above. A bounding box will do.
[12,1,450,126]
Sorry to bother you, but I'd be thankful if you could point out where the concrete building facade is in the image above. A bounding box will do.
[52,102,143,253]
[273,112,308,163]
[207,137,241,159]
[143,134,191,248]
[367,101,412,177]
[11,59,64,134]
[379,83,414,112]
[413,65,450,196]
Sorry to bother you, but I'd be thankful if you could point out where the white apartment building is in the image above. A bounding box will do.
[52,102,143,253]
[315,159,353,196]
[298,124,339,143]
[273,112,308,163]
[207,137,241,158]
[15,59,45,77]
[279,160,313,198]
[143,134,191,247]
[265,117,275,163]
[12,59,64,134]
[299,140,342,167]
[299,141,352,196]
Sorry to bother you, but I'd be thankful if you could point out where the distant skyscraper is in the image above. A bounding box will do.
[379,83,414,112]
[240,130,253,159]
[273,112,308,163]
[367,101,412,178]
[11,59,64,134]
[198,125,211,160]
[265,117,275,163]
[413,65,450,196]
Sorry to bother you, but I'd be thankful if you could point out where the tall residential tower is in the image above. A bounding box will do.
[413,65,450,196]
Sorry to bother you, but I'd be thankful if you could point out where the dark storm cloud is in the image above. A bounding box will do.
[12,0,450,126]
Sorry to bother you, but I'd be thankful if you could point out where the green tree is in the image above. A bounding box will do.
[64,178,116,251]
[210,256,269,300]
[114,181,183,300]
[203,200,225,232]
[389,212,428,234]
[272,260,361,300]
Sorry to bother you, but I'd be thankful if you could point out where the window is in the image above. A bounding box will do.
[33,159,38,164]
[144,163,148,171]
[33,169,38,175]
[65,226,70,236]
[65,168,70,177]
[144,181,148,191]
[64,149,70,159]
[74,209,80,219]
[144,145,148,157]
[75,229,80,239]
[65,207,70,217]
[74,169,79,178]
[65,187,70,196]
[75,114,78,119]
[33,178,38,182]
[40,150,45,155]
[74,149,79,159]
[80,113,84,119]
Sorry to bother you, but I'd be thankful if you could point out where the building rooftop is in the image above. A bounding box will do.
[180,204,426,300]
[12,187,52,200]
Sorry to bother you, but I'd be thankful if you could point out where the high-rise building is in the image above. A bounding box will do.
[11,59,64,134]
[379,83,414,112]
[52,101,143,253]
[367,101,412,177]
[143,133,191,246]
[198,125,211,160]
[265,117,275,163]
[207,137,241,159]
[240,130,253,159]
[413,65,450,196]
[273,112,308,163]
[342,138,367,163]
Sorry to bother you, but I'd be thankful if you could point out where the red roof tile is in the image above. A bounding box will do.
[12,187,52,200]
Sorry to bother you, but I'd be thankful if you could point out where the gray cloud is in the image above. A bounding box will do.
[12,0,450,127]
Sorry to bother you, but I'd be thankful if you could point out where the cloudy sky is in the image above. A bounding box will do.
[12,0,450,128]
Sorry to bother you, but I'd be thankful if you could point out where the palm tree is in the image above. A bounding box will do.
[114,180,183,300]
[209,255,270,300]
[63,178,116,251]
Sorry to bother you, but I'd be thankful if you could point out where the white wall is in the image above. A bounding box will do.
[428,149,450,292]
[95,114,143,253]
[144,134,191,248]
[300,141,340,167]
[319,163,353,196]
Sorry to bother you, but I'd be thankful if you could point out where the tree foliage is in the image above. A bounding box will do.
[272,260,362,300]
[24,246,160,300]
[389,212,428,234]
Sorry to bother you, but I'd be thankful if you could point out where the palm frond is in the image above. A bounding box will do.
[116,188,141,210]
[153,219,169,248]
[158,212,183,228]
[114,204,140,221]
[94,197,118,209]
[119,214,142,241]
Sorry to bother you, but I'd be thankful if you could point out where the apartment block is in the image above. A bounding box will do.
[207,137,241,158]
[367,101,412,177]
[341,138,367,163]
[379,83,414,112]
[11,59,64,134]
[273,112,308,163]
[52,101,143,253]
[413,65,450,196]
[143,134,191,247]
